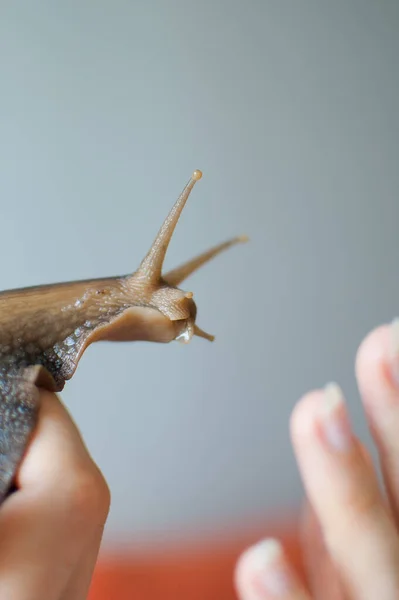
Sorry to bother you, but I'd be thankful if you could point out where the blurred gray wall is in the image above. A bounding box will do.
[1,1,398,548]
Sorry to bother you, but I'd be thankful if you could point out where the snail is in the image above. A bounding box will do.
[0,169,247,502]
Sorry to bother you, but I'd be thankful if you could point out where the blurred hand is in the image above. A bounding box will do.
[0,390,110,600]
[235,321,399,599]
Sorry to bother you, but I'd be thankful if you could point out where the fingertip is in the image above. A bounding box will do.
[17,389,98,492]
[355,324,389,382]
[290,390,324,445]
[235,538,309,599]
[355,323,398,409]
[235,538,284,598]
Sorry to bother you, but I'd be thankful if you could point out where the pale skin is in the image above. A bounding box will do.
[235,320,399,600]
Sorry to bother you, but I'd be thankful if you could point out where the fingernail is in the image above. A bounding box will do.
[248,538,294,597]
[318,382,353,452]
[390,318,399,385]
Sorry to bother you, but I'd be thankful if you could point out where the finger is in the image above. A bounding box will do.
[355,321,399,524]
[290,384,399,600]
[17,390,100,490]
[234,538,312,599]
[60,523,106,600]
[299,501,343,599]
[0,390,110,600]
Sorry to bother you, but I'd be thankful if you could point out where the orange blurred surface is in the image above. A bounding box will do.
[88,519,303,600]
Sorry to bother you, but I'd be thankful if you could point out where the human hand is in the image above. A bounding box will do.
[0,390,110,600]
[235,321,399,599]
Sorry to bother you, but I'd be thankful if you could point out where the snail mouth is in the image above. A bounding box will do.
[175,320,195,344]
[174,319,215,343]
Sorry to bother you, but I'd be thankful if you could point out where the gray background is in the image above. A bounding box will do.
[1,1,398,549]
